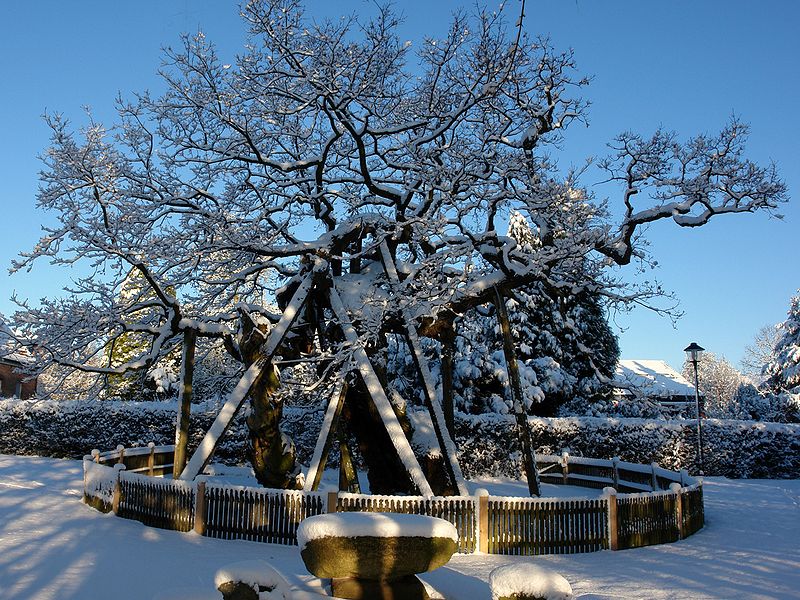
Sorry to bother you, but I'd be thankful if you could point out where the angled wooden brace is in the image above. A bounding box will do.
[378,241,469,496]
[327,280,434,497]
[303,380,348,492]
[179,271,316,480]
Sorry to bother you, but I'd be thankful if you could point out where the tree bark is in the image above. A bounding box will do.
[240,312,301,489]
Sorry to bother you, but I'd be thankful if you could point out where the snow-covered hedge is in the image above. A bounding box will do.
[456,413,800,479]
[0,398,324,465]
[1,398,798,478]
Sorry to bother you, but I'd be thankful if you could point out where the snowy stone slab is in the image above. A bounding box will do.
[296,512,458,549]
[214,560,290,599]
[489,564,573,600]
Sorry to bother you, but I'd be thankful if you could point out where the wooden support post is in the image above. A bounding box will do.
[604,487,618,550]
[651,462,659,491]
[379,242,468,496]
[328,283,434,497]
[112,464,126,515]
[671,482,684,539]
[91,449,100,464]
[477,491,489,554]
[440,323,456,437]
[493,286,540,497]
[174,328,197,478]
[116,444,125,465]
[612,457,620,490]
[561,451,570,485]
[194,479,207,536]
[147,442,155,477]
[82,457,89,501]
[304,381,348,492]
[327,491,339,514]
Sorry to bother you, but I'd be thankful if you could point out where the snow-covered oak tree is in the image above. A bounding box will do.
[9,0,787,491]
[682,352,744,418]
[741,324,781,383]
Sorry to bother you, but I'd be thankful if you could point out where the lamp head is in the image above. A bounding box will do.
[684,342,705,364]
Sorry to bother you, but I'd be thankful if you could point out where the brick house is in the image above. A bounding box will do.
[0,322,37,399]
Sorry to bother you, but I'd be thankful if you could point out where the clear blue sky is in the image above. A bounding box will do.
[1,0,798,372]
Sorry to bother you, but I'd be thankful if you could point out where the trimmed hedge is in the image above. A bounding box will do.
[0,398,324,466]
[1,399,798,478]
[456,413,800,479]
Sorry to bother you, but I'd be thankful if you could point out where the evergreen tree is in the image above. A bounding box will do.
[761,291,800,422]
[763,291,800,392]
[452,211,620,417]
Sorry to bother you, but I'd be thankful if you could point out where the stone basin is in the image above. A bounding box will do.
[297,512,458,580]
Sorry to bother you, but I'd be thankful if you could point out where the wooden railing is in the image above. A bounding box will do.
[83,445,704,554]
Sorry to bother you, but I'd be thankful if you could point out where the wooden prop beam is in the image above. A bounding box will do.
[173,328,197,478]
[440,323,456,436]
[303,380,348,492]
[379,242,469,496]
[328,283,434,497]
[493,286,541,496]
[179,271,316,480]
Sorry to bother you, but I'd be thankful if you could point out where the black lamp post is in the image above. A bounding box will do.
[684,342,705,475]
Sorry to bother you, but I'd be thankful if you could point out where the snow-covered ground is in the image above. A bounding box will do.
[0,454,798,600]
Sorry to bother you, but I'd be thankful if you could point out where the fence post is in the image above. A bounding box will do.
[670,483,684,540]
[612,457,620,491]
[91,449,100,464]
[561,451,570,485]
[476,489,489,554]
[112,463,126,515]
[116,444,125,465]
[680,469,688,487]
[327,491,339,514]
[194,479,207,536]
[603,487,618,551]
[651,462,659,491]
[147,442,156,476]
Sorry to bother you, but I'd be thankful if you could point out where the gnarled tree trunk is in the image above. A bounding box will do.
[240,312,302,489]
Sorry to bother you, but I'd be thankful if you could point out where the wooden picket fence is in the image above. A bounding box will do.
[83,445,704,554]
[336,492,477,553]
[485,496,608,554]
[118,471,195,532]
[199,482,326,544]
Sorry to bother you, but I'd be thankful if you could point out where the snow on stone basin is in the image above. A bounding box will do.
[489,564,573,600]
[296,512,458,550]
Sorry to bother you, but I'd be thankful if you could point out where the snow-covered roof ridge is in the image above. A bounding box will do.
[614,359,695,398]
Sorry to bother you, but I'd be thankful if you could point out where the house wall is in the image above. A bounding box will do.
[0,362,37,399]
